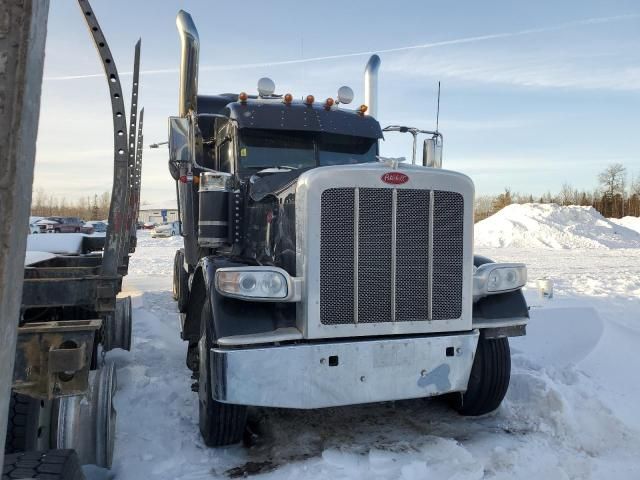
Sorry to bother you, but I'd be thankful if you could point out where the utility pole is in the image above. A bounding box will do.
[0,0,50,461]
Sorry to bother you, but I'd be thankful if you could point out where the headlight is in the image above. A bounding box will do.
[473,263,527,301]
[215,267,291,301]
[487,266,526,292]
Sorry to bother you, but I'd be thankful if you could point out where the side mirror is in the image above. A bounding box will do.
[423,136,443,168]
[168,117,192,164]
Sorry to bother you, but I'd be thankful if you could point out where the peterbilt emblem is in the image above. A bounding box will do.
[381,172,409,185]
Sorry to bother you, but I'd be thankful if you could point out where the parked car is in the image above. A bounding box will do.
[33,218,57,233]
[85,221,107,233]
[40,216,94,234]
[151,221,180,238]
[28,222,40,234]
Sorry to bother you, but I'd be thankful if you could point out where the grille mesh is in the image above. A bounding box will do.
[432,191,464,320]
[320,189,354,325]
[357,189,393,323]
[320,187,464,325]
[396,190,430,322]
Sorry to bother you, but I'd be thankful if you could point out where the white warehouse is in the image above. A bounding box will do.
[138,201,179,225]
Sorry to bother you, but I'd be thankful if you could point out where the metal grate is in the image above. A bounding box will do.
[395,190,430,322]
[432,191,464,320]
[357,189,393,323]
[320,189,355,325]
[320,187,463,325]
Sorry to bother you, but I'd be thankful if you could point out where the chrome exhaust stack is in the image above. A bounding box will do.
[364,54,381,118]
[176,10,199,116]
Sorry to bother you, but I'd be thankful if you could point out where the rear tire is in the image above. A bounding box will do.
[5,392,41,454]
[2,449,85,480]
[198,300,247,447]
[451,334,511,416]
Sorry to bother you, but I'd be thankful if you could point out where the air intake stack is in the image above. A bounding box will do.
[176,10,199,116]
[364,55,381,118]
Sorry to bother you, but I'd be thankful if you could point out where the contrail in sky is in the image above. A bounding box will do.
[44,13,639,81]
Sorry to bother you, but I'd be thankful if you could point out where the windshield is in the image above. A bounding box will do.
[317,133,377,166]
[238,129,378,173]
[238,130,315,170]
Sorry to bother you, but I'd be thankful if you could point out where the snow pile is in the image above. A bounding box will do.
[610,215,640,234]
[26,233,84,254]
[475,203,640,249]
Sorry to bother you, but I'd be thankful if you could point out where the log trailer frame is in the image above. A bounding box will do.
[2,1,144,476]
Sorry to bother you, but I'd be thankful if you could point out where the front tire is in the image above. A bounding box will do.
[451,334,511,416]
[197,300,247,447]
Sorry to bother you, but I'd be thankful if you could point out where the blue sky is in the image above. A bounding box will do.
[35,0,640,204]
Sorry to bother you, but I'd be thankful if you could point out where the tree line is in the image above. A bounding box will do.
[475,163,640,222]
[31,188,111,221]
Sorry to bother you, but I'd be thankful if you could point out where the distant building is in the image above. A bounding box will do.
[138,201,179,224]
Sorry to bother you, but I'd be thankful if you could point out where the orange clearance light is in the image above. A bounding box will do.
[283,93,293,104]
[238,91,248,103]
[324,97,335,109]
[358,104,368,115]
[305,95,315,105]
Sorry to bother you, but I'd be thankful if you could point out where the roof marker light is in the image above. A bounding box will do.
[238,91,248,103]
[305,95,315,105]
[337,86,354,104]
[283,93,293,104]
[358,104,368,115]
[324,97,335,110]
[257,77,276,97]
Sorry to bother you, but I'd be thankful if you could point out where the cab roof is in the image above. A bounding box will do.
[197,94,383,139]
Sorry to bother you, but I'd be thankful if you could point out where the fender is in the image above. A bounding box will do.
[182,255,295,344]
[472,255,529,337]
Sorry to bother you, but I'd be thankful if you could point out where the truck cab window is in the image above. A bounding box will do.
[318,133,377,166]
[238,129,315,172]
[217,137,233,173]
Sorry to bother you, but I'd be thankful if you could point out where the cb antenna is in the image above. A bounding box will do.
[436,81,441,133]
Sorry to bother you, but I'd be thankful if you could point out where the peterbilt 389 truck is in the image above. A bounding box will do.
[168,10,529,447]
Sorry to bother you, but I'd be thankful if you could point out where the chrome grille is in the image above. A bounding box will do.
[432,191,464,320]
[357,189,393,323]
[396,190,430,322]
[320,187,464,325]
[320,189,354,325]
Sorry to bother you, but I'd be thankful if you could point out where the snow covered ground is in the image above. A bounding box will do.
[95,208,640,479]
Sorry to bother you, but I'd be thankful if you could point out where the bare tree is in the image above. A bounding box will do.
[558,183,577,206]
[491,188,513,212]
[599,163,627,195]
[598,163,627,217]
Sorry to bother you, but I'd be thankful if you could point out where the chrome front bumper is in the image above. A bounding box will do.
[211,331,479,409]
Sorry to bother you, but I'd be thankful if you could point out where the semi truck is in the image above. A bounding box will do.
[169,10,529,447]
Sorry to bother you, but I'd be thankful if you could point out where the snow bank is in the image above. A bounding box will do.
[610,215,640,234]
[24,251,57,266]
[27,233,84,254]
[475,203,640,249]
